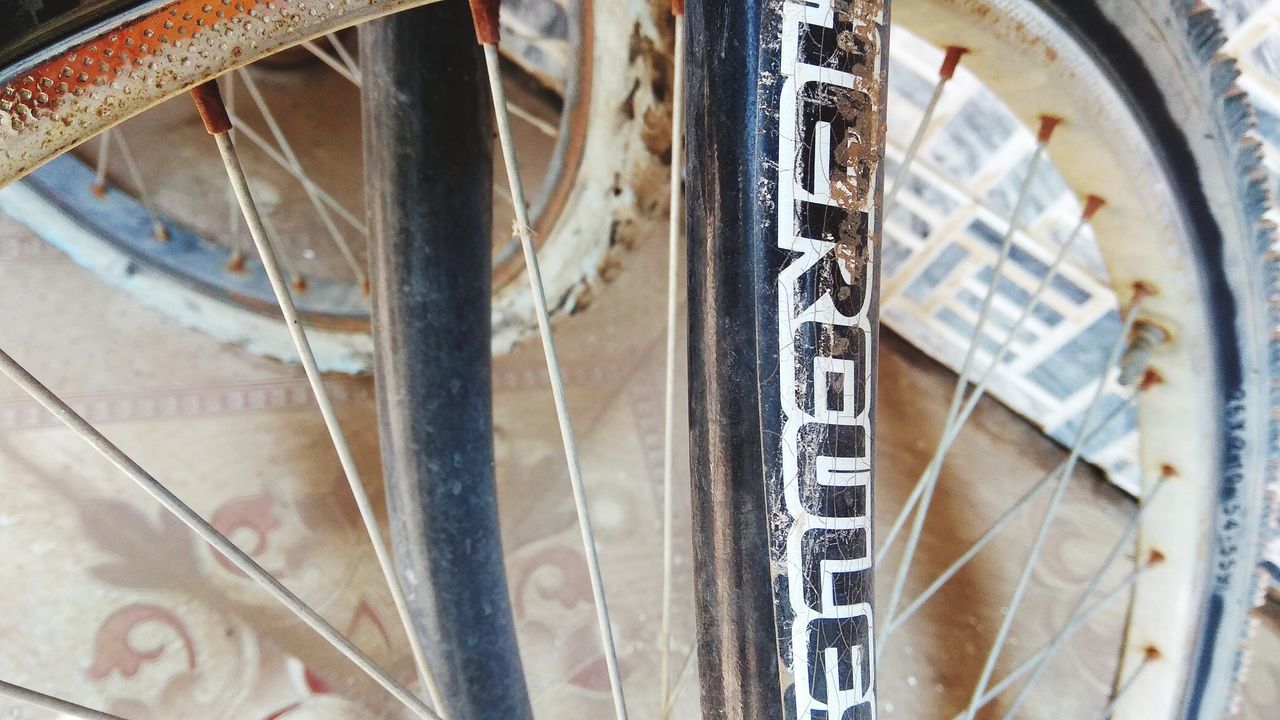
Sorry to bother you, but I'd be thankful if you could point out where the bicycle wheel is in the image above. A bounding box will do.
[0,0,670,371]
[0,0,1274,719]
[685,1,1274,719]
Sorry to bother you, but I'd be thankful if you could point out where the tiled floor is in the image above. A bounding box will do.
[0,203,1276,720]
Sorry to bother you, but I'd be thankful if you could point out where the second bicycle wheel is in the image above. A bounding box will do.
[0,0,673,371]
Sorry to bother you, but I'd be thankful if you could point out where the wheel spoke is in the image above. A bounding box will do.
[881,117,1062,632]
[303,39,363,86]
[190,81,445,714]
[960,289,1148,720]
[506,99,559,138]
[658,7,685,720]
[883,46,965,214]
[223,75,252,268]
[90,129,112,197]
[0,680,124,720]
[224,113,367,234]
[473,1,629,714]
[326,32,364,84]
[954,562,1152,718]
[998,467,1174,719]
[0,342,437,720]
[882,386,1140,638]
[111,128,168,242]
[1094,649,1158,720]
[236,70,368,286]
[661,642,697,719]
[877,191,1101,569]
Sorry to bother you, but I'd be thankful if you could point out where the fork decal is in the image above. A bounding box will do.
[774,1,885,718]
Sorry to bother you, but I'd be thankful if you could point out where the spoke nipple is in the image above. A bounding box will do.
[1138,368,1164,390]
[152,222,169,243]
[1132,281,1157,303]
[90,181,107,198]
[468,0,501,45]
[1082,194,1106,220]
[1146,548,1166,567]
[225,251,246,273]
[189,80,232,135]
[1143,644,1163,662]
[1036,114,1063,144]
[291,274,309,293]
[940,46,969,80]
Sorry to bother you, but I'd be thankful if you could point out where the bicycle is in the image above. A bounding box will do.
[0,0,1275,718]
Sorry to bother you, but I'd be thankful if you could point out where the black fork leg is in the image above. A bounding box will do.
[684,1,784,717]
[687,1,889,718]
[360,3,533,719]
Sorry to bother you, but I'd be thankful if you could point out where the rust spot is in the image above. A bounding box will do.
[90,182,108,198]
[1159,463,1179,479]
[939,46,968,80]
[1147,548,1166,567]
[225,251,247,273]
[1036,114,1062,144]
[1138,368,1164,390]
[1143,644,1163,662]
[189,80,232,134]
[291,275,309,293]
[467,0,500,45]
[2,0,261,130]
[1081,194,1106,220]
[1132,280,1158,302]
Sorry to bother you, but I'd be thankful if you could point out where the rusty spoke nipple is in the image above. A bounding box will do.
[468,0,501,45]
[189,80,232,135]
[940,46,968,80]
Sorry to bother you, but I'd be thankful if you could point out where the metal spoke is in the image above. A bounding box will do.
[493,181,515,206]
[879,194,1096,568]
[301,35,557,149]
[960,290,1148,720]
[999,467,1173,719]
[882,387,1139,638]
[884,46,965,213]
[0,343,437,720]
[953,562,1151,718]
[661,643,697,719]
[223,74,252,270]
[877,193,1101,568]
[506,99,559,138]
[473,1,628,711]
[658,8,685,719]
[236,70,368,286]
[225,113,367,234]
[326,32,363,83]
[0,680,124,720]
[1094,649,1157,720]
[111,128,168,242]
[90,128,112,197]
[881,117,1061,632]
[189,81,445,713]
[303,39,362,86]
